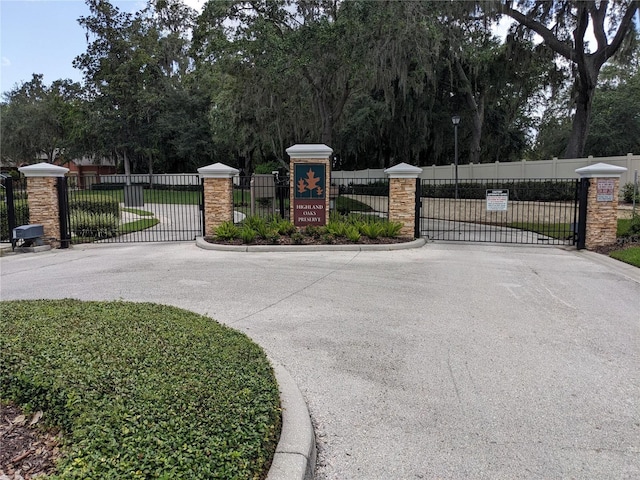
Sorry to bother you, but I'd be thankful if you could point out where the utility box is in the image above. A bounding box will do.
[13,224,45,248]
[13,224,44,240]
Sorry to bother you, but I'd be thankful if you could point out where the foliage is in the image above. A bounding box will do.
[359,222,384,240]
[239,226,257,244]
[214,221,239,240]
[118,218,159,234]
[273,218,296,235]
[335,196,373,214]
[621,182,640,204]
[345,225,361,242]
[69,211,119,240]
[609,247,640,267]
[421,180,576,201]
[0,300,280,479]
[381,221,404,238]
[617,216,640,237]
[69,197,120,217]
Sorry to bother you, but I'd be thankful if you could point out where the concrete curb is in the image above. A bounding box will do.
[195,236,426,252]
[575,249,640,284]
[266,361,315,480]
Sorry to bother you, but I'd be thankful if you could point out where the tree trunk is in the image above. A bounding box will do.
[123,150,132,186]
[563,75,596,158]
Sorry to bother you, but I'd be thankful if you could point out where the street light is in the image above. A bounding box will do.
[452,114,460,200]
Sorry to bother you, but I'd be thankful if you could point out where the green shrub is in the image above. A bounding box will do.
[214,221,240,240]
[69,197,120,217]
[240,226,257,244]
[381,221,404,238]
[622,182,640,203]
[304,225,323,238]
[321,233,335,244]
[291,232,304,244]
[274,218,296,235]
[0,200,29,241]
[325,221,348,237]
[345,226,361,242]
[359,222,384,239]
[243,215,266,231]
[70,211,119,240]
[0,300,280,480]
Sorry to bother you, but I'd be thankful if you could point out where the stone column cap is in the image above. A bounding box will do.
[198,163,239,178]
[286,144,333,159]
[575,162,627,178]
[19,162,69,177]
[384,162,423,178]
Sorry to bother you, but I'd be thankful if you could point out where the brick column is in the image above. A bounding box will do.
[384,163,423,238]
[18,162,69,248]
[198,163,239,236]
[575,162,627,250]
[286,144,333,227]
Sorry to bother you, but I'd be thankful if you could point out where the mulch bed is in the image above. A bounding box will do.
[203,236,415,246]
[0,403,61,480]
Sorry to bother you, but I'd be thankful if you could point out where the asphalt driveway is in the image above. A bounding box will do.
[1,242,638,479]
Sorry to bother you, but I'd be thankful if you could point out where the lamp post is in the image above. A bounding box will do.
[452,114,460,200]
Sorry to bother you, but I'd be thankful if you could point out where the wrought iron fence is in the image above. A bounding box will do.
[419,178,579,245]
[332,178,389,219]
[233,175,290,223]
[1,175,28,243]
[65,174,203,243]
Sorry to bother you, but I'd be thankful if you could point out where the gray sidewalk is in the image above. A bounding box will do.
[1,242,639,479]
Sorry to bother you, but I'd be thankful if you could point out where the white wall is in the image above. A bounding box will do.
[332,154,640,185]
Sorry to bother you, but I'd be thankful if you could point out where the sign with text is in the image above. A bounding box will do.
[596,179,615,202]
[486,189,509,212]
[294,163,327,226]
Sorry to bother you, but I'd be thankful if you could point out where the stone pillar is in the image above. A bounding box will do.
[286,144,333,227]
[575,162,627,250]
[384,163,423,238]
[198,163,239,236]
[18,162,69,248]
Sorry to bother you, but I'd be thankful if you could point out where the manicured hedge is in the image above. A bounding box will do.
[69,211,119,239]
[69,197,120,217]
[0,300,281,480]
[421,180,576,201]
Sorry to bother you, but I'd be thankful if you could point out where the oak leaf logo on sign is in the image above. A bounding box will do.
[297,168,324,197]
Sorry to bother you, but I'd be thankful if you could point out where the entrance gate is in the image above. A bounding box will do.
[417,178,580,246]
[63,174,204,243]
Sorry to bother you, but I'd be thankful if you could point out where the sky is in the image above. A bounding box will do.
[0,0,205,96]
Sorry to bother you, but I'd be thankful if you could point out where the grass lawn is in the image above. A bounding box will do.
[609,247,640,267]
[507,221,572,239]
[0,300,281,479]
[121,207,154,217]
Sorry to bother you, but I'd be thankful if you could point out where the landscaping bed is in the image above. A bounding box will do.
[0,300,281,480]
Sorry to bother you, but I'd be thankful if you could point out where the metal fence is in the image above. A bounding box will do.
[233,175,290,223]
[419,178,579,245]
[334,178,390,219]
[65,175,203,243]
[1,175,28,244]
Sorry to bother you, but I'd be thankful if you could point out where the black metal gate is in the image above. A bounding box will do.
[417,178,580,245]
[63,174,204,243]
[1,175,28,248]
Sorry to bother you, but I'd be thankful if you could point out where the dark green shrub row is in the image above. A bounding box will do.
[0,300,281,480]
[339,180,389,196]
[70,211,119,239]
[0,200,30,241]
[69,198,120,216]
[421,180,577,201]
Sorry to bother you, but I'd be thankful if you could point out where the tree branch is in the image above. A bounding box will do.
[499,2,574,60]
[603,1,639,61]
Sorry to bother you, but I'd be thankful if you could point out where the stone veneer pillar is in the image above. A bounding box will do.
[198,163,239,236]
[575,162,627,250]
[384,163,423,238]
[286,144,333,227]
[18,162,69,248]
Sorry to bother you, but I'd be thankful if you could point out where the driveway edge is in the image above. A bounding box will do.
[195,236,426,252]
[267,361,315,480]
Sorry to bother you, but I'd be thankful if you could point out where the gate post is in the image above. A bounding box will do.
[384,163,423,238]
[18,162,69,248]
[198,162,239,236]
[575,162,627,250]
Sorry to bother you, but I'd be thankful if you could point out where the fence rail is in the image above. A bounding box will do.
[1,176,28,243]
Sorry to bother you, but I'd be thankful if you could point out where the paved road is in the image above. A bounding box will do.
[1,242,639,479]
